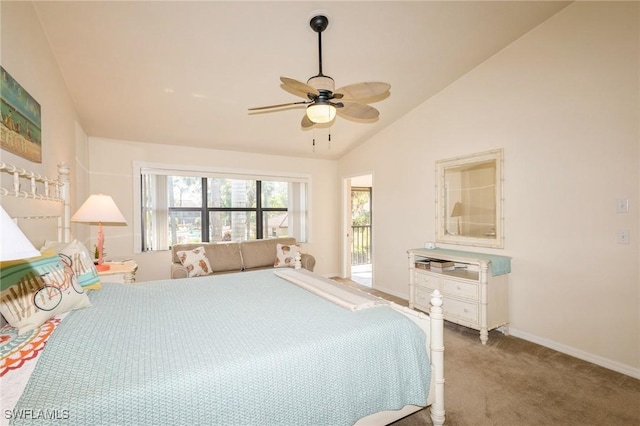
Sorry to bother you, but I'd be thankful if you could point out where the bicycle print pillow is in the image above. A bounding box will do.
[0,249,91,334]
[41,240,102,290]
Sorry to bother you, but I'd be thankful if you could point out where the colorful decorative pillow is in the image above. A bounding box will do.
[41,240,102,290]
[274,243,301,268]
[0,317,61,376]
[177,246,212,277]
[0,250,92,334]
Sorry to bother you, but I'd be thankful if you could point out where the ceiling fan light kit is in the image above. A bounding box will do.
[248,14,390,129]
[306,102,336,124]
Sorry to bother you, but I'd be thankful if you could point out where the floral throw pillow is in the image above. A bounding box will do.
[176,247,212,277]
[274,243,301,268]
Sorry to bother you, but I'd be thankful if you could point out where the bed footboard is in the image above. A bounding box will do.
[356,290,445,426]
[389,290,445,426]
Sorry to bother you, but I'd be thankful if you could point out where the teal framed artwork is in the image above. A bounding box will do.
[1,66,42,163]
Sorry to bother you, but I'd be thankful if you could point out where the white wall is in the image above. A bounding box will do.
[86,137,340,281]
[338,2,639,376]
[0,1,85,235]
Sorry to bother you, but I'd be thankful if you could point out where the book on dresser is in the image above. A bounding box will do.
[428,260,455,271]
[415,260,430,270]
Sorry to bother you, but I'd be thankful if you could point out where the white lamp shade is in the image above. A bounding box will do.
[71,194,126,224]
[306,103,336,124]
[0,206,40,261]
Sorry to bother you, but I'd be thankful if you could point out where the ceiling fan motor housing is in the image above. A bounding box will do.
[307,75,334,93]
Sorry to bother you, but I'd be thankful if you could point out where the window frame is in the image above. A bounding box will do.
[133,162,311,253]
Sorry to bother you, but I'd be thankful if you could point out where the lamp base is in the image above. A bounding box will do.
[96,263,111,272]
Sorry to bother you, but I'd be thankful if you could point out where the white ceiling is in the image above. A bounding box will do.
[32,1,571,160]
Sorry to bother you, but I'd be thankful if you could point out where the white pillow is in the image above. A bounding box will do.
[176,247,212,277]
[273,243,301,268]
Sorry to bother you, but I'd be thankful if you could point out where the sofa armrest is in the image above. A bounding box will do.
[171,263,188,279]
[300,253,316,272]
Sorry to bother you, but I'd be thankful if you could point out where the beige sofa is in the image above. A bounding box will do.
[170,237,315,279]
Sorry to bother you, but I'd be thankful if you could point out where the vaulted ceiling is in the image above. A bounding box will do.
[32,1,571,160]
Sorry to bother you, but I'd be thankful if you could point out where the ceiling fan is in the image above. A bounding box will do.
[248,14,391,129]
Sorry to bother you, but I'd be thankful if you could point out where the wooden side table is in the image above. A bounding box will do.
[98,260,138,284]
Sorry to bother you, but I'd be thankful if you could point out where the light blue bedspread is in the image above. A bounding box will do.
[12,270,430,425]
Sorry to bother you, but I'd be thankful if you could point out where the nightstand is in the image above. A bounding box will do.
[98,260,138,284]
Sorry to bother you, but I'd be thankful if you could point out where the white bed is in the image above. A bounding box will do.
[0,163,445,426]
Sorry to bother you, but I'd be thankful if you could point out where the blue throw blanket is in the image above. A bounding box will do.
[11,270,430,425]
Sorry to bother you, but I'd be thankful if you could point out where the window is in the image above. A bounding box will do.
[136,163,309,252]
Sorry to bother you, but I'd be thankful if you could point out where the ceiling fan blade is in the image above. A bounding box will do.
[281,77,319,98]
[301,114,316,129]
[248,101,308,111]
[334,82,390,102]
[336,102,380,121]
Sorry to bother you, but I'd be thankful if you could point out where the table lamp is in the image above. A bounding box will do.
[0,205,40,261]
[71,193,126,271]
[450,202,463,235]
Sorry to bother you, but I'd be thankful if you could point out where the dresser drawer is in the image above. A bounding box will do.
[415,271,440,291]
[442,278,478,300]
[414,287,433,311]
[443,297,478,324]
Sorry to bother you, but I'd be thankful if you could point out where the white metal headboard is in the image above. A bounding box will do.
[0,162,71,245]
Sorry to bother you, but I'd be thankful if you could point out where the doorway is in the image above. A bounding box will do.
[344,174,372,287]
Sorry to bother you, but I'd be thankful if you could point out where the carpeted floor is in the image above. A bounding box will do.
[391,322,640,426]
[334,279,640,426]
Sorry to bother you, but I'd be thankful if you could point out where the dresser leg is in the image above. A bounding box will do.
[480,328,488,345]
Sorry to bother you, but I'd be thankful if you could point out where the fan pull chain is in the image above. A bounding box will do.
[328,130,331,150]
[312,129,316,153]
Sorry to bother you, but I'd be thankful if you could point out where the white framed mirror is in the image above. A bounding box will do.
[435,149,504,248]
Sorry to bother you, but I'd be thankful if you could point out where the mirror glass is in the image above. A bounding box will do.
[436,149,503,248]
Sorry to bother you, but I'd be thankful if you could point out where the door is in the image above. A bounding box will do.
[343,174,372,287]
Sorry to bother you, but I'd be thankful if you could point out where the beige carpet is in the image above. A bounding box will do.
[391,322,640,426]
[333,279,640,426]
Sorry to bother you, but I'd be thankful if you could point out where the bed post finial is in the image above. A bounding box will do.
[58,163,70,178]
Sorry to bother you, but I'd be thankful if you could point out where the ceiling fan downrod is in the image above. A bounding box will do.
[309,15,329,77]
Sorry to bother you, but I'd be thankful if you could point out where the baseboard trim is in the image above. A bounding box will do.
[372,285,408,301]
[509,327,640,379]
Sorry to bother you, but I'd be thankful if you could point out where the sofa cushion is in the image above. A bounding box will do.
[240,237,296,270]
[172,243,243,274]
[206,243,243,273]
